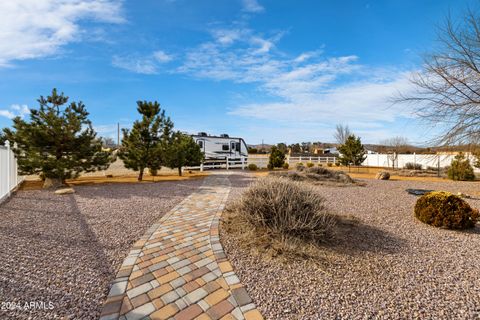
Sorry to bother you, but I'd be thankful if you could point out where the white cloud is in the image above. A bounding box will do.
[176,25,417,135]
[242,0,264,13]
[0,0,124,66]
[112,55,158,74]
[153,50,174,63]
[113,50,174,74]
[0,105,30,119]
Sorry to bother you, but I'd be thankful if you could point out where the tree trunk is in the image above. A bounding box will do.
[43,177,64,189]
[178,166,182,176]
[138,168,144,181]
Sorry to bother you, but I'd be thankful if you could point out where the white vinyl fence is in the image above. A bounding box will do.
[186,155,338,170]
[362,153,480,172]
[0,141,23,202]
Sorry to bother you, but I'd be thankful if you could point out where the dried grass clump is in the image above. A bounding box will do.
[224,176,335,258]
[270,166,355,185]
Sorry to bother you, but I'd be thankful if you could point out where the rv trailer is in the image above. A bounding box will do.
[191,132,248,163]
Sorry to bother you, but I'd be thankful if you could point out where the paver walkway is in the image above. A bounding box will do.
[100,173,263,320]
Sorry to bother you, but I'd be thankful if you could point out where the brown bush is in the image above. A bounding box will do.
[414,191,479,229]
[224,176,335,257]
[272,166,355,185]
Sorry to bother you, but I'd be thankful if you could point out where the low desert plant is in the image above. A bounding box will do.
[282,162,289,169]
[447,153,475,181]
[248,163,258,171]
[272,166,355,184]
[404,162,422,170]
[224,176,335,257]
[306,162,315,168]
[318,163,323,167]
[335,163,340,167]
[296,162,305,171]
[414,191,479,229]
[327,163,333,167]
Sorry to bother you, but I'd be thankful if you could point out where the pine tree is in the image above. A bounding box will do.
[338,134,367,166]
[448,152,475,181]
[165,132,203,176]
[119,101,173,181]
[3,88,111,188]
[268,145,286,169]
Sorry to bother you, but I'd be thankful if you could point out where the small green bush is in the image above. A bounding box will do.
[268,146,286,169]
[335,163,340,167]
[248,163,258,171]
[306,162,315,168]
[282,162,289,169]
[404,162,422,170]
[318,163,323,167]
[447,153,475,181]
[414,191,479,229]
[296,162,305,171]
[327,162,333,167]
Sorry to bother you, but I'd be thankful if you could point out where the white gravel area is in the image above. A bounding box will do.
[0,179,203,320]
[222,174,480,319]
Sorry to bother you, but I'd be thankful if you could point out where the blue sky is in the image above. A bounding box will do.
[0,0,473,145]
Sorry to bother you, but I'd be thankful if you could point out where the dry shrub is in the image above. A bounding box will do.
[224,176,335,258]
[414,191,479,229]
[271,166,355,185]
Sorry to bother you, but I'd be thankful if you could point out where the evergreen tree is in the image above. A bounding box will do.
[3,88,111,188]
[338,134,367,166]
[448,153,475,181]
[0,132,5,145]
[165,132,203,176]
[119,101,173,181]
[268,145,286,169]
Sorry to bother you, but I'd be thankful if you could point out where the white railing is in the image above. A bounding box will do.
[185,157,248,171]
[0,141,24,202]
[186,155,337,170]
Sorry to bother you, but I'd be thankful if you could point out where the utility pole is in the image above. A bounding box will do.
[117,123,120,148]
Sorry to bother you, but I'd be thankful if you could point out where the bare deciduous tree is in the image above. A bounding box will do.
[397,8,480,147]
[379,136,410,168]
[334,124,352,145]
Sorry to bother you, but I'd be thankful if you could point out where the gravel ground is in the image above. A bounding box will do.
[0,179,203,319]
[222,174,480,319]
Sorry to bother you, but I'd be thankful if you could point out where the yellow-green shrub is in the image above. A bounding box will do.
[414,191,479,229]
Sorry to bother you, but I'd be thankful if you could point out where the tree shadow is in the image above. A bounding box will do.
[75,179,203,200]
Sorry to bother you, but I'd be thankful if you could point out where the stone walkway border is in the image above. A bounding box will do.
[100,174,263,320]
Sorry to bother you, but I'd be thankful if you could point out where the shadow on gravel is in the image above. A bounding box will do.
[329,216,406,255]
[76,180,201,199]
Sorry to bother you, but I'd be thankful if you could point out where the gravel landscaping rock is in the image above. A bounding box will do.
[0,179,203,319]
[221,175,480,319]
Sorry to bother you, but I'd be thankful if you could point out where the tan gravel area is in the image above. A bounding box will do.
[221,174,480,319]
[0,179,203,319]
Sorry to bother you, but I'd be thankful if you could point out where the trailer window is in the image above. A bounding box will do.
[231,142,236,151]
[222,144,229,151]
[197,140,203,148]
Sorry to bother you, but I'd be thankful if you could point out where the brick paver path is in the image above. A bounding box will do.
[100,174,263,320]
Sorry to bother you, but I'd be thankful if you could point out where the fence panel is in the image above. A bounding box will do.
[0,142,23,202]
[362,153,480,172]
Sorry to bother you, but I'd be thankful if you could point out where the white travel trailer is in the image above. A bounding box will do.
[191,132,248,162]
